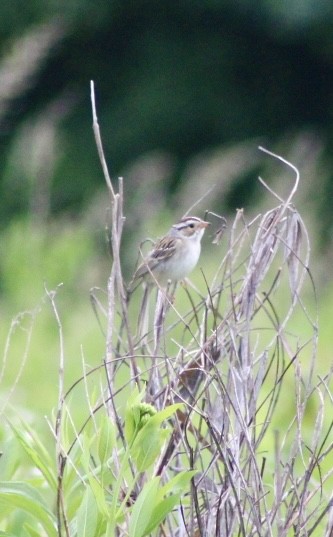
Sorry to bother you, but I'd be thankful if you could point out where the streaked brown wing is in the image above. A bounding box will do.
[151,236,178,261]
[134,236,179,280]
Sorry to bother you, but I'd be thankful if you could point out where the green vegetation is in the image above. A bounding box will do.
[1,146,333,534]
[1,397,194,537]
[1,2,333,533]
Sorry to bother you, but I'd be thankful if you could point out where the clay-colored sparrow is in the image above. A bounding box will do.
[133,216,209,287]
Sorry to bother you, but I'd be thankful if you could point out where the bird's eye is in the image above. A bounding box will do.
[188,223,195,229]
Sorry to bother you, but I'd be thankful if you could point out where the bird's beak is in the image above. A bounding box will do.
[200,221,210,229]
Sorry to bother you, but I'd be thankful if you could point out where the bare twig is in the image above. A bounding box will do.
[45,284,70,537]
[62,99,323,535]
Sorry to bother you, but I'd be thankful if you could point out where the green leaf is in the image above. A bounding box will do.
[131,422,168,472]
[143,494,181,535]
[129,404,182,471]
[0,436,20,480]
[0,482,49,507]
[128,469,195,535]
[98,415,116,465]
[8,420,57,490]
[87,476,109,518]
[159,470,197,497]
[76,487,98,537]
[147,404,182,425]
[23,523,45,537]
[79,434,109,518]
[124,388,146,444]
[129,477,160,537]
[0,482,57,537]
[62,440,82,492]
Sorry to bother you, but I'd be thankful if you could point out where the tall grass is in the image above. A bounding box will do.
[0,84,332,537]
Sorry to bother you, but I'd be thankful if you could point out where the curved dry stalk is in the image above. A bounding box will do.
[59,101,325,536]
[45,284,70,537]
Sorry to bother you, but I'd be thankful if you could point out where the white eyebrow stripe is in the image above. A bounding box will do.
[173,217,201,229]
[181,217,201,222]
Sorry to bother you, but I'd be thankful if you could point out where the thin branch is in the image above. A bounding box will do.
[45,283,70,537]
[90,80,115,199]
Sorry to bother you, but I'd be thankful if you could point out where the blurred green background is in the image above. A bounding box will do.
[0,0,333,424]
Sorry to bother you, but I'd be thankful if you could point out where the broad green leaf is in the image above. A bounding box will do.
[129,404,182,471]
[129,477,160,537]
[124,389,147,444]
[80,432,94,471]
[98,415,116,464]
[13,527,30,537]
[76,487,98,537]
[8,420,57,490]
[86,476,109,518]
[0,482,48,507]
[158,470,197,497]
[79,434,109,517]
[0,482,57,537]
[143,494,181,535]
[128,469,195,535]
[131,422,168,471]
[147,404,183,426]
[23,523,45,537]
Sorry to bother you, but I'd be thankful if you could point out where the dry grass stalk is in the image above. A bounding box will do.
[84,84,332,536]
